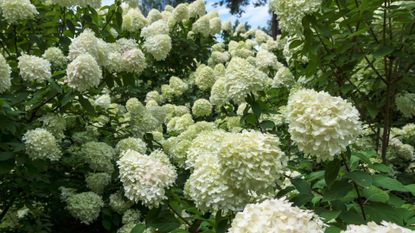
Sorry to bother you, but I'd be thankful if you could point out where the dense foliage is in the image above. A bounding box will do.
[1,0,415,232]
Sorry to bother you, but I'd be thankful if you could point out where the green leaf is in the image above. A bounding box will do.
[373,46,394,57]
[362,186,389,203]
[214,211,229,233]
[78,95,95,114]
[0,152,14,161]
[405,184,415,196]
[346,171,373,187]
[317,209,342,221]
[259,120,275,129]
[131,224,146,233]
[145,207,181,233]
[324,179,354,201]
[372,175,407,192]
[325,159,341,187]
[291,178,312,194]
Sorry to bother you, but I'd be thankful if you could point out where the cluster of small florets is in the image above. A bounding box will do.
[341,221,413,233]
[396,92,415,118]
[194,64,216,91]
[272,66,295,87]
[109,191,133,214]
[39,114,66,140]
[145,90,164,104]
[161,76,189,100]
[0,0,38,24]
[117,150,177,208]
[65,192,104,225]
[18,55,51,82]
[255,49,280,71]
[224,57,268,103]
[143,34,172,61]
[125,98,161,136]
[228,197,325,233]
[163,121,216,167]
[286,89,362,161]
[85,172,112,194]
[122,8,148,32]
[116,137,147,155]
[388,138,414,161]
[0,54,11,93]
[269,0,322,35]
[81,141,115,172]
[122,209,141,224]
[22,128,62,161]
[185,130,287,213]
[167,113,194,134]
[192,99,212,117]
[209,77,227,108]
[218,131,287,194]
[66,54,102,92]
[42,47,68,69]
[68,29,108,66]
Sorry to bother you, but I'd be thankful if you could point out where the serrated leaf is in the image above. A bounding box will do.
[372,175,407,192]
[346,171,373,187]
[131,224,146,233]
[291,178,311,194]
[324,179,353,201]
[362,186,389,203]
[325,159,341,187]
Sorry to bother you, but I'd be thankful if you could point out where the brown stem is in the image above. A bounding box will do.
[341,151,367,221]
[166,202,192,227]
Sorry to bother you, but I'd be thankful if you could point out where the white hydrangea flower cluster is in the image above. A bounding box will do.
[185,130,287,213]
[122,209,141,224]
[18,55,51,82]
[125,98,161,136]
[66,54,102,92]
[85,172,112,194]
[167,113,194,134]
[194,64,215,91]
[173,3,189,22]
[286,89,362,161]
[161,76,189,100]
[39,114,66,140]
[228,197,325,233]
[272,66,295,88]
[192,99,212,117]
[145,90,164,104]
[228,40,253,58]
[188,0,205,18]
[81,141,115,172]
[122,8,148,32]
[121,48,147,74]
[141,20,172,61]
[388,138,414,161]
[68,29,109,66]
[0,54,11,93]
[143,34,172,61]
[396,92,415,118]
[22,128,62,161]
[42,47,68,69]
[0,0,38,24]
[191,10,221,37]
[147,9,162,23]
[218,131,287,194]
[109,191,133,214]
[163,121,215,167]
[116,137,147,155]
[224,57,268,103]
[341,221,413,233]
[117,150,177,208]
[269,0,322,35]
[209,77,226,108]
[255,49,280,71]
[65,192,104,225]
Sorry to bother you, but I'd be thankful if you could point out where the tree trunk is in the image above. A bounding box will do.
[271,13,279,39]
